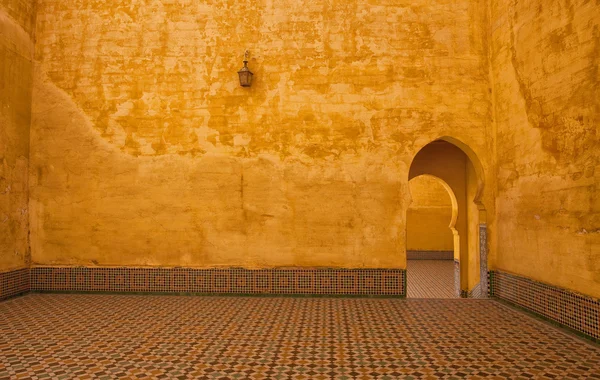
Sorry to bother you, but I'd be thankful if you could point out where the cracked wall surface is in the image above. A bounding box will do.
[491,0,600,297]
[0,0,35,271]
[29,0,494,272]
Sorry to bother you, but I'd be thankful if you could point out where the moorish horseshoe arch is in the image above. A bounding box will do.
[407,137,488,298]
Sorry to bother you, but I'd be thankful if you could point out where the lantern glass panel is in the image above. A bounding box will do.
[238,71,253,87]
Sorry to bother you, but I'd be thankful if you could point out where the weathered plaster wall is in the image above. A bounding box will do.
[0,0,35,271]
[491,0,600,297]
[407,175,454,252]
[30,0,494,269]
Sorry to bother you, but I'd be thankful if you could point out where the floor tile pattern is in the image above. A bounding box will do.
[2,294,600,379]
[407,260,457,299]
[30,267,405,296]
[491,270,600,340]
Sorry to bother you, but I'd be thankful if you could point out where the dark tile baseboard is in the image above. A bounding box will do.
[490,270,600,341]
[7,266,598,341]
[407,250,454,260]
[29,267,406,297]
[0,268,30,301]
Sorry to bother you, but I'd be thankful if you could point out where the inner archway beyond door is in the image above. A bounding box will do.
[406,175,459,298]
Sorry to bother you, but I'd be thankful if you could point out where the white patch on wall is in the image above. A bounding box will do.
[114,101,134,116]
[234,134,251,147]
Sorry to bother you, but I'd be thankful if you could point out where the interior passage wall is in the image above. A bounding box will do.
[407,175,453,252]
[491,0,600,297]
[466,160,480,290]
[30,0,493,269]
[0,0,35,271]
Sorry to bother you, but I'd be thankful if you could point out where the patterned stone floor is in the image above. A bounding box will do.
[1,294,600,379]
[407,260,457,299]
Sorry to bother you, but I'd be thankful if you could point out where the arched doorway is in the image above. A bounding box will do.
[407,138,488,298]
[406,175,459,298]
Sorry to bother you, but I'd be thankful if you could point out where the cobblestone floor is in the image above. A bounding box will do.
[1,294,599,379]
[407,260,457,299]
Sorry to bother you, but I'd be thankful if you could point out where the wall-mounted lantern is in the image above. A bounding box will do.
[237,50,253,87]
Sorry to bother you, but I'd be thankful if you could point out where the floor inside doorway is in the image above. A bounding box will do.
[407,259,457,299]
[1,294,599,379]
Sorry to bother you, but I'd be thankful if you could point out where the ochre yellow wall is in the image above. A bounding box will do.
[29,0,495,269]
[491,0,600,297]
[466,160,480,290]
[407,175,453,252]
[0,0,35,271]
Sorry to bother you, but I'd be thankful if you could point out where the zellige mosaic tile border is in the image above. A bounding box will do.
[0,268,30,301]
[407,250,454,260]
[29,267,406,297]
[6,266,600,343]
[490,270,600,341]
[454,259,460,298]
